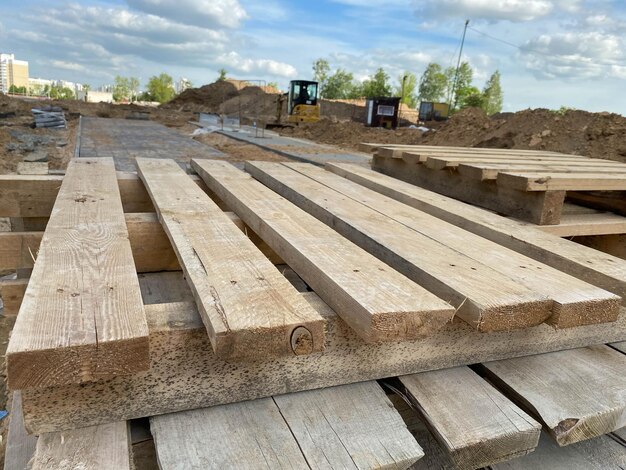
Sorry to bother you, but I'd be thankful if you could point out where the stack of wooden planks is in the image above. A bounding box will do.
[2,156,626,469]
[363,143,626,227]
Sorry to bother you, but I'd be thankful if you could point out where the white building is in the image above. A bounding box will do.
[0,53,29,93]
[76,90,113,103]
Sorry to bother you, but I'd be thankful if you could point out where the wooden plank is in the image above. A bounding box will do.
[481,345,626,446]
[400,367,541,468]
[374,146,568,158]
[284,162,620,329]
[326,163,626,302]
[0,231,41,271]
[136,158,325,360]
[273,381,424,469]
[492,431,626,469]
[4,392,37,470]
[426,156,606,171]
[151,398,309,469]
[246,161,559,332]
[572,233,626,260]
[6,158,149,390]
[372,155,566,225]
[567,191,626,217]
[0,175,62,217]
[457,161,626,180]
[19,291,626,434]
[31,421,131,470]
[192,159,454,343]
[498,171,626,191]
[538,212,626,237]
[0,278,28,315]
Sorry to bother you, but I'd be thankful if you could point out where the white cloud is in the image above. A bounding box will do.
[50,60,85,71]
[217,52,297,77]
[126,0,248,28]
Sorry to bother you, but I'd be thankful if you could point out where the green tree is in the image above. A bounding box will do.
[395,72,418,108]
[113,76,130,102]
[128,77,140,102]
[267,81,279,91]
[418,63,448,102]
[482,70,503,115]
[82,84,91,92]
[147,73,175,103]
[450,62,474,109]
[322,69,355,99]
[8,85,27,94]
[217,68,228,81]
[312,58,330,91]
[460,88,484,108]
[362,68,392,98]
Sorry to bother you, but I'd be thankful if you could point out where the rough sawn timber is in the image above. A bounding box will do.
[151,381,423,469]
[20,292,626,434]
[326,163,626,303]
[284,162,620,329]
[192,159,454,343]
[136,158,325,360]
[5,158,149,390]
[400,367,541,469]
[480,345,626,446]
[246,161,555,332]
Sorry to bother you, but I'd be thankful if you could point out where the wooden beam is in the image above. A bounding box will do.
[19,293,626,434]
[372,154,566,225]
[375,146,569,159]
[284,162,620,329]
[0,278,28,316]
[571,234,626,260]
[326,163,626,302]
[192,159,454,343]
[246,161,558,332]
[491,431,626,469]
[31,421,131,470]
[498,171,626,191]
[151,382,424,469]
[537,212,626,237]
[6,158,150,390]
[0,175,62,217]
[567,191,626,217]
[457,161,626,180]
[480,345,626,446]
[136,158,325,360]
[400,367,541,468]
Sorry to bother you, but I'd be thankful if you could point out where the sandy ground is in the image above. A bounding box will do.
[193,131,291,162]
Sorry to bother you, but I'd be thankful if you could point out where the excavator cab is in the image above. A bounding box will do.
[287,80,320,123]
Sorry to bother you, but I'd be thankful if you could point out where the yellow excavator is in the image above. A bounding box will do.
[269,80,320,129]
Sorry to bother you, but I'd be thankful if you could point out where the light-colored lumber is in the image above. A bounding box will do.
[31,421,131,470]
[0,278,28,315]
[326,163,626,302]
[570,233,626,260]
[19,289,626,434]
[0,231,41,271]
[373,154,566,224]
[400,367,540,468]
[151,398,310,470]
[457,161,626,180]
[192,159,454,343]
[152,382,423,470]
[538,212,626,237]
[492,431,626,470]
[136,158,325,360]
[498,171,626,191]
[284,162,620,329]
[6,158,149,390]
[273,381,424,469]
[481,345,626,446]
[0,174,62,217]
[246,161,560,332]
[375,146,568,159]
[4,392,37,470]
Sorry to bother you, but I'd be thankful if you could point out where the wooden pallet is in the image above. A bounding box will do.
[364,143,626,225]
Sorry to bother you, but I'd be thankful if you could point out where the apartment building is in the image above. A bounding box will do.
[0,53,29,93]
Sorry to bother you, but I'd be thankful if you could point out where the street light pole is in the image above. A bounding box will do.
[450,19,470,112]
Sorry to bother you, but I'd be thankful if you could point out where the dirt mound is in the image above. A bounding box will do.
[164,81,239,111]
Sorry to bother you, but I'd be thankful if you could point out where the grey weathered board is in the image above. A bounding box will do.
[4,392,37,470]
[400,367,541,468]
[151,381,423,469]
[20,291,626,434]
[481,345,626,446]
[136,157,325,360]
[191,158,454,343]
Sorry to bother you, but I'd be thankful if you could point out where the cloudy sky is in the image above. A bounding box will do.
[2,0,625,113]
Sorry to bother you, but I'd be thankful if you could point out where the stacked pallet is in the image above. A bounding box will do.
[363,143,626,226]
[2,157,626,468]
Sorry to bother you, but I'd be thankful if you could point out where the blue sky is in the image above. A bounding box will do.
[1,0,626,113]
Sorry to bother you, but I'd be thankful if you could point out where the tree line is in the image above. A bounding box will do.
[311,58,503,115]
[112,73,183,103]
